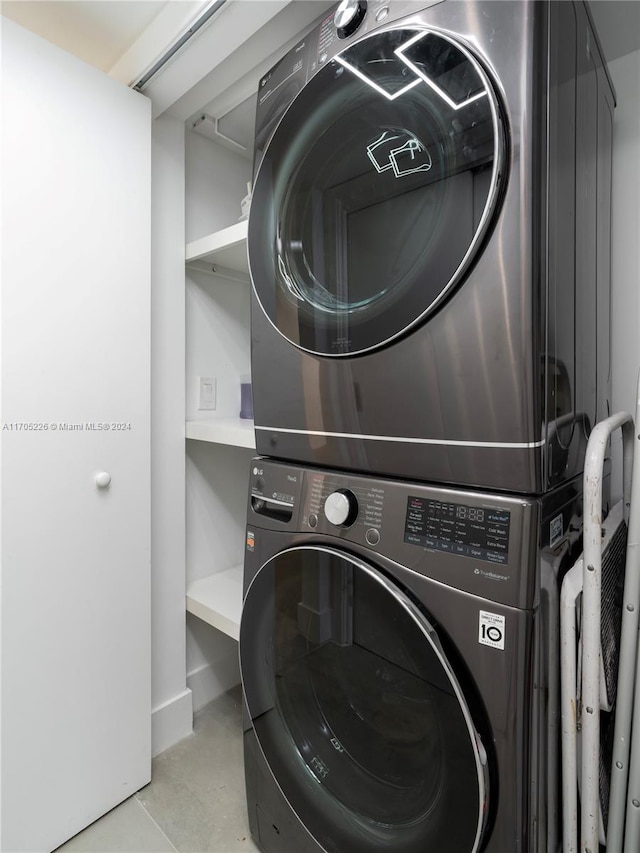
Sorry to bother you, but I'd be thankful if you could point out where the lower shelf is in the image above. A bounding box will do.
[186,564,243,641]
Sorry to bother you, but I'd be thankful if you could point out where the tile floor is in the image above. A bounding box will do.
[56,687,260,853]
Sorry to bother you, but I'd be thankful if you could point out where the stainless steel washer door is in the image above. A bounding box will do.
[248,26,507,357]
[240,546,490,853]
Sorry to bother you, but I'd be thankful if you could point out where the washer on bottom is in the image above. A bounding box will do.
[240,459,583,852]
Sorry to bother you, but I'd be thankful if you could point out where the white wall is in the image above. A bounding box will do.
[185,269,251,422]
[185,130,251,242]
[150,115,192,755]
[608,49,640,499]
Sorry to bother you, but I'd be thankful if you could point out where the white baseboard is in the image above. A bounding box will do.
[151,688,193,757]
[187,655,241,713]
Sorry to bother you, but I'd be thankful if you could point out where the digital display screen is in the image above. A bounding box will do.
[404,497,510,564]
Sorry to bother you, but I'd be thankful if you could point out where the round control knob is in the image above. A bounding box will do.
[334,0,367,39]
[324,489,358,527]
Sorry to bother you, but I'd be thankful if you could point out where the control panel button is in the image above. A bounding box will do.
[334,0,367,39]
[308,513,319,529]
[375,5,389,23]
[365,528,380,546]
[324,489,358,527]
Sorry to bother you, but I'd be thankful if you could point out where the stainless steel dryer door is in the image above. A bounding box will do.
[240,546,490,853]
[248,26,507,356]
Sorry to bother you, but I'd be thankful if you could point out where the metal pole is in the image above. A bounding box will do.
[561,561,582,852]
[620,376,640,852]
[581,411,633,853]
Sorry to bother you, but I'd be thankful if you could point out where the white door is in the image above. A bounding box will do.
[1,19,151,852]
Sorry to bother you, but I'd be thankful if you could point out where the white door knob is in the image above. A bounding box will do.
[95,472,112,489]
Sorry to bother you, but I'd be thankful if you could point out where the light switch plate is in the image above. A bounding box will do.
[198,376,216,410]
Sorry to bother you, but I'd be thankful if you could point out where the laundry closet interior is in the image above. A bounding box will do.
[1,1,640,852]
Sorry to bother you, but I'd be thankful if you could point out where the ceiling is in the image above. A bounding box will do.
[0,0,213,86]
[1,1,170,72]
[1,0,638,85]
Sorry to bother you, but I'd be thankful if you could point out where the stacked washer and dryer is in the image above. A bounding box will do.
[239,2,615,851]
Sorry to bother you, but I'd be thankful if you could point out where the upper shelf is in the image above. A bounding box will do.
[186,418,255,449]
[185,220,248,278]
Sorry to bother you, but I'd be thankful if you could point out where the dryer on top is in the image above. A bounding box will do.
[248,0,615,495]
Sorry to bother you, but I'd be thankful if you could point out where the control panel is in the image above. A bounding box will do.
[404,497,511,565]
[246,459,570,608]
[249,455,530,549]
[307,471,384,545]
[254,1,448,177]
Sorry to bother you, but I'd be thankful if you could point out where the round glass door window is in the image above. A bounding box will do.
[240,547,490,853]
[248,27,507,356]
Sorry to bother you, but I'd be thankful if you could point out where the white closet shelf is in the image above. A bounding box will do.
[185,418,255,449]
[185,220,249,277]
[186,564,243,641]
